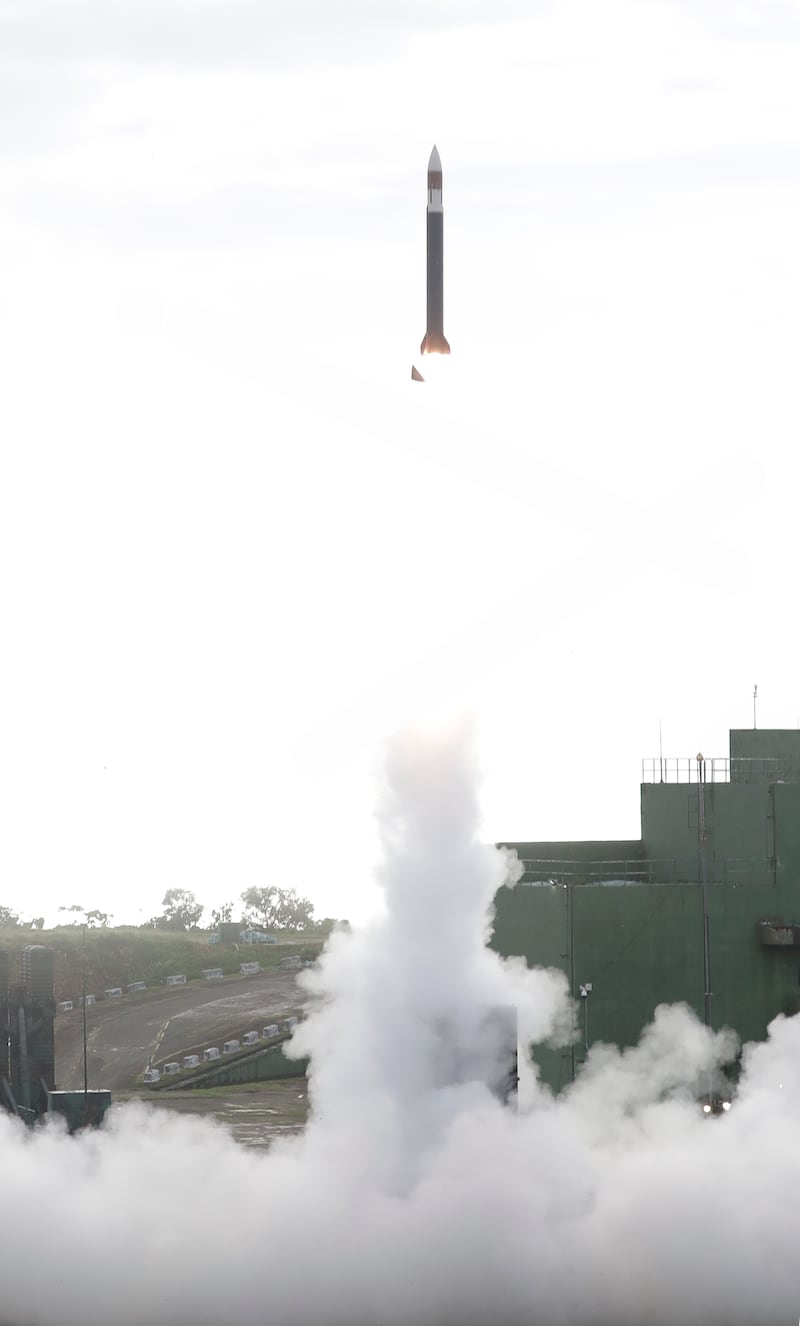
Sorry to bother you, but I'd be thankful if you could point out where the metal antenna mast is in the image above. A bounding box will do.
[753,683,758,729]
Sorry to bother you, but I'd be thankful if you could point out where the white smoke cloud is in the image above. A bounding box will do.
[2,714,800,1325]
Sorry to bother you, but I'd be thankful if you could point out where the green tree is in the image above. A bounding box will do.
[240,886,277,930]
[85,909,111,928]
[58,903,85,924]
[210,900,234,927]
[0,905,20,927]
[273,888,315,931]
[316,916,349,936]
[240,886,315,931]
[160,888,204,931]
[57,903,110,928]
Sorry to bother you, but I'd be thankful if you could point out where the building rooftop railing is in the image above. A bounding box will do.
[518,857,774,886]
[641,756,800,785]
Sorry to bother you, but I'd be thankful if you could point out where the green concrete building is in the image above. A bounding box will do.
[492,727,800,1090]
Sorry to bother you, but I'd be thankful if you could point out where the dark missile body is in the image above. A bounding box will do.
[420,145,450,355]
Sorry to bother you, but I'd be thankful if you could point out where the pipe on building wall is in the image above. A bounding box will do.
[17,1005,30,1113]
[697,755,713,1030]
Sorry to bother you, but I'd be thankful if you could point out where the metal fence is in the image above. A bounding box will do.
[518,857,774,887]
[642,756,800,785]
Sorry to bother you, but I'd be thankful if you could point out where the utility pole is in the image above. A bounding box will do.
[697,753,712,1029]
[567,880,575,1082]
[82,925,88,1101]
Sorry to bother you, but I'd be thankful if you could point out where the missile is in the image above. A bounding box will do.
[420,145,450,355]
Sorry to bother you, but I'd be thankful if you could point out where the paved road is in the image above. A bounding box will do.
[55,969,303,1090]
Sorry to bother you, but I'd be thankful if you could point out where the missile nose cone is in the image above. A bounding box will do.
[428,145,441,173]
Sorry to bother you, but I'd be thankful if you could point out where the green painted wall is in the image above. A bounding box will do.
[774,783,800,898]
[706,881,798,1039]
[509,841,643,865]
[493,729,800,1091]
[492,883,571,1089]
[640,784,698,865]
[730,729,800,764]
[702,785,774,867]
[569,883,705,1055]
[640,784,773,874]
[493,884,566,972]
[493,877,795,1088]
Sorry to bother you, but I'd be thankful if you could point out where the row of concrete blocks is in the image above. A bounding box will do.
[57,965,264,1013]
[143,1017,299,1083]
[205,963,262,977]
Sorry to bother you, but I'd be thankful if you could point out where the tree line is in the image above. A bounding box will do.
[146,885,328,933]
[1,887,342,935]
[1,903,112,930]
[0,906,45,930]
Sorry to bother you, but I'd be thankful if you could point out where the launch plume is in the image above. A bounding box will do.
[2,715,800,1326]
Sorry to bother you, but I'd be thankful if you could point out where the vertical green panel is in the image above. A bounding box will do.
[706,881,792,1042]
[774,783,800,896]
[571,883,704,1068]
[640,784,698,865]
[492,883,571,1091]
[705,785,771,866]
[492,882,568,971]
[730,729,800,764]
[641,784,772,874]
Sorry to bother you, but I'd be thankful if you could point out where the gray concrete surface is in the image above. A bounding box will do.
[55,969,303,1090]
[127,1080,309,1149]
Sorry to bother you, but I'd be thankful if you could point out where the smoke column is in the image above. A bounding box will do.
[2,715,800,1325]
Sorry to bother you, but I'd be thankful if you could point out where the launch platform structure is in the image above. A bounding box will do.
[1,944,111,1130]
[1,945,56,1122]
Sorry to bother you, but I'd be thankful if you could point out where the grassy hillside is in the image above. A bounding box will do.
[0,926,326,1003]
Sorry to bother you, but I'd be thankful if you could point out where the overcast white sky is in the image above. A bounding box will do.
[1,0,799,926]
